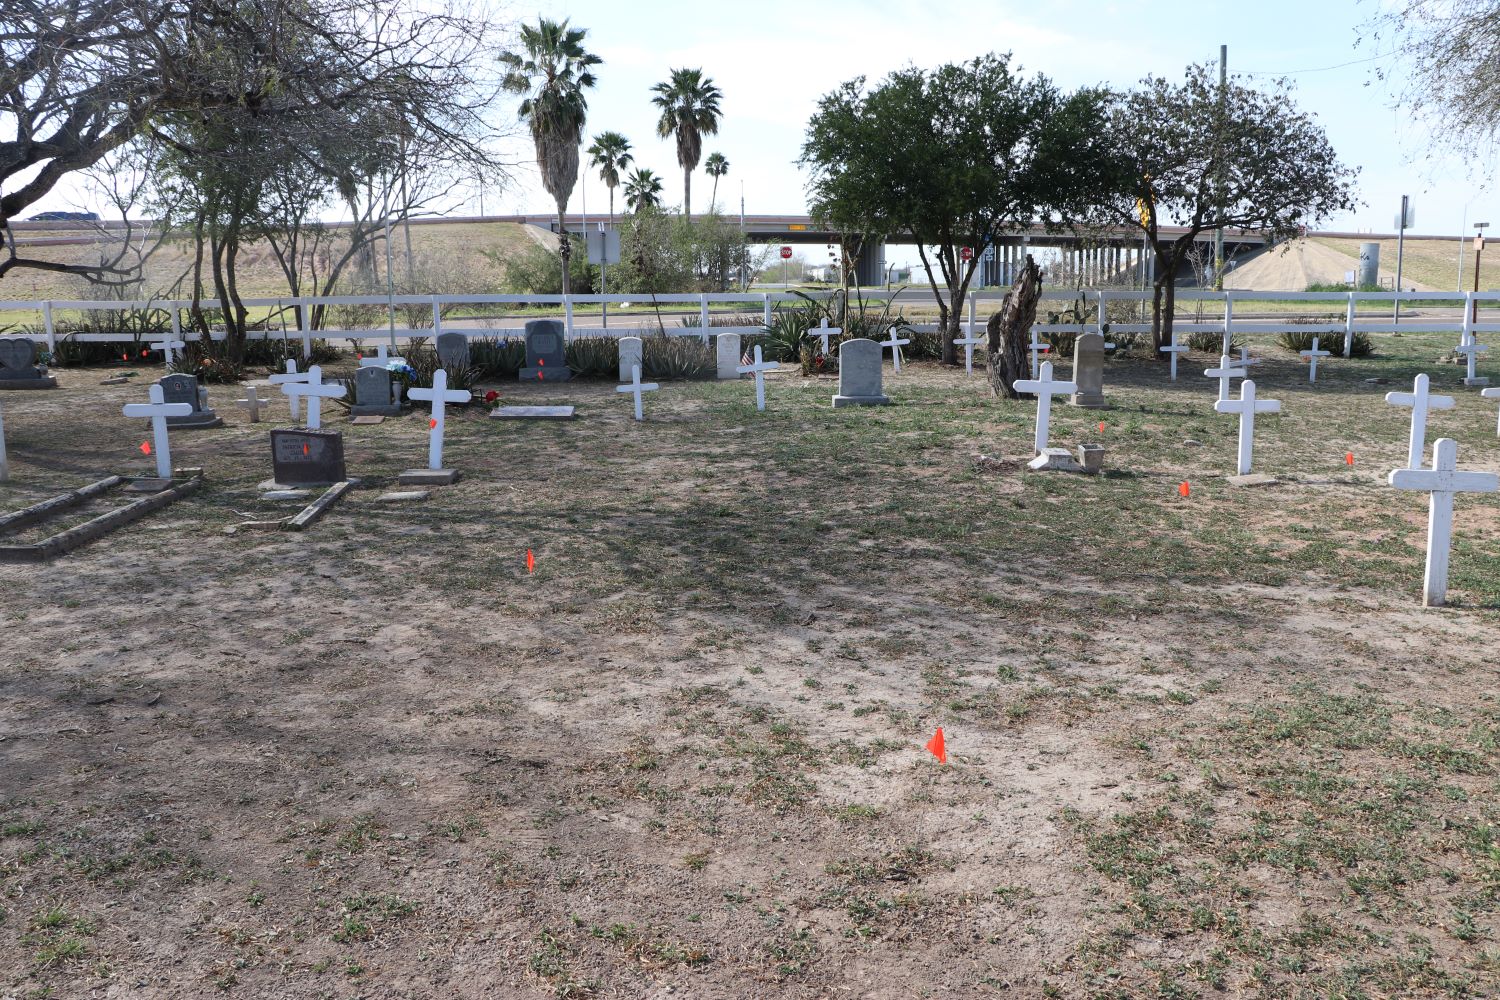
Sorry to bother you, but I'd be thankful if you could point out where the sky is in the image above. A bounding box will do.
[24,0,1496,264]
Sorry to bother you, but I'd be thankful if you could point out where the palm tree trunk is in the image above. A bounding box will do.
[557,202,571,297]
[711,177,719,212]
[684,170,692,224]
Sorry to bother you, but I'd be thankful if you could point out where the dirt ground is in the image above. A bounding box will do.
[2,331,1499,999]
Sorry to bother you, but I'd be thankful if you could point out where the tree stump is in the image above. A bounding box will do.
[986,255,1042,399]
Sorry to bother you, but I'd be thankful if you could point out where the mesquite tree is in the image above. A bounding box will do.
[1092,65,1358,352]
[801,54,1118,365]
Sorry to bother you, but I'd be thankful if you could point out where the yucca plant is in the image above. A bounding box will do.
[1187,330,1243,354]
[643,335,714,379]
[1278,328,1372,357]
[565,336,618,378]
[470,336,526,378]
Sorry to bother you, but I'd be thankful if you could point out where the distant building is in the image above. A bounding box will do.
[28,211,100,222]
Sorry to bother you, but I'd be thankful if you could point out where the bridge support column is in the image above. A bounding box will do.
[853,240,886,287]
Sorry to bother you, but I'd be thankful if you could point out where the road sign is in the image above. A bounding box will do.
[780,246,793,259]
[960,246,973,261]
[585,229,620,264]
[1476,235,1486,252]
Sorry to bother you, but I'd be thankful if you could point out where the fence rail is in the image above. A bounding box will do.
[4,289,1499,362]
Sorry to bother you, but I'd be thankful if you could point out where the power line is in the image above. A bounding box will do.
[1242,52,1385,76]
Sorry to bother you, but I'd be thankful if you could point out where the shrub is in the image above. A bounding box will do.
[643,335,714,380]
[565,336,619,378]
[400,343,479,393]
[171,338,247,384]
[1278,328,1373,357]
[470,336,525,379]
[1186,330,1242,354]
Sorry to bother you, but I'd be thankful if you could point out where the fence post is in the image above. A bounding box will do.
[1462,292,1474,347]
[431,296,442,338]
[1221,294,1234,356]
[564,294,574,343]
[763,293,772,328]
[700,294,710,343]
[41,301,56,356]
[1343,294,1355,358]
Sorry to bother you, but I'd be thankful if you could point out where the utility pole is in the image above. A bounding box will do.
[1213,44,1226,292]
[1394,195,1411,325]
[1472,222,1489,325]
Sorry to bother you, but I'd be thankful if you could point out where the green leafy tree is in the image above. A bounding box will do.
[704,152,729,211]
[586,131,633,226]
[802,53,1119,364]
[651,68,722,222]
[1091,64,1358,351]
[502,18,601,295]
[624,168,664,212]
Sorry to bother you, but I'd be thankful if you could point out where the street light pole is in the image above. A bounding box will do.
[1472,222,1489,325]
[1394,194,1410,325]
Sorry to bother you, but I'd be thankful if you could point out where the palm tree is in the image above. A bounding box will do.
[586,131,633,227]
[704,152,728,212]
[501,18,600,295]
[650,68,722,223]
[623,168,664,212]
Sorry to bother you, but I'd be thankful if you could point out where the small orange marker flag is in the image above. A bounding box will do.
[121,352,129,361]
[140,441,151,455]
[1098,421,1105,433]
[303,443,310,456]
[925,727,947,765]
[1345,452,1354,467]
[525,548,535,574]
[429,417,437,429]
[1178,481,1191,498]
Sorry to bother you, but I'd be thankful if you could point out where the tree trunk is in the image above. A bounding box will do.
[683,169,692,223]
[986,254,1041,399]
[557,202,571,297]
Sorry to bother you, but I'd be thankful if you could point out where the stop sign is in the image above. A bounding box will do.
[960,246,973,262]
[780,246,793,259]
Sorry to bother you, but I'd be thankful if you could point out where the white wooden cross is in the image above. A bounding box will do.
[406,368,471,471]
[1388,437,1499,607]
[358,343,408,368]
[1012,360,1078,455]
[1204,355,1248,403]
[149,337,187,365]
[1299,336,1331,383]
[615,363,660,421]
[1029,332,1049,378]
[1229,347,1259,370]
[736,344,780,411]
[879,329,911,371]
[1481,386,1500,436]
[279,364,345,430]
[1454,339,1489,385]
[1213,379,1281,476]
[269,360,311,422]
[1158,331,1188,381]
[122,383,193,479]
[954,322,985,376]
[805,318,841,356]
[1385,373,1455,470]
[236,386,268,423]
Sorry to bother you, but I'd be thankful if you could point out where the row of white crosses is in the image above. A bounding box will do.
[1381,373,1499,607]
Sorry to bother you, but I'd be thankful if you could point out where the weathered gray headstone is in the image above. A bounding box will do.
[269,428,347,486]
[0,337,57,389]
[1070,332,1108,409]
[618,336,643,383]
[350,365,401,417]
[832,338,890,407]
[436,332,471,371]
[157,373,222,427]
[716,332,742,380]
[519,320,570,381]
[489,405,576,420]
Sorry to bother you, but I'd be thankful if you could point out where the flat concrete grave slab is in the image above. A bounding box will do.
[377,490,430,503]
[0,475,202,562]
[261,489,312,501]
[1227,473,1279,488]
[1028,447,1083,472]
[398,469,459,486]
[350,415,386,425]
[284,480,358,531]
[490,405,576,420]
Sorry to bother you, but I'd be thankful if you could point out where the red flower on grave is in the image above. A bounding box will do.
[485,390,499,403]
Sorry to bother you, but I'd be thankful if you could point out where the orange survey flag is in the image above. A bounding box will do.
[925,727,946,765]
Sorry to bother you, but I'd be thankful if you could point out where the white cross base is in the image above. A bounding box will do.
[406,369,472,470]
[1213,378,1281,476]
[1454,341,1490,384]
[1012,360,1078,456]
[122,383,193,479]
[1204,355,1248,402]
[805,318,842,356]
[615,363,660,421]
[279,365,346,430]
[880,330,912,371]
[736,345,780,411]
[1299,336,1331,384]
[1388,437,1499,607]
[1385,373,1455,470]
[236,386,268,422]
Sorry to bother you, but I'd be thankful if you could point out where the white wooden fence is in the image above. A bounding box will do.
[3,288,1498,361]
